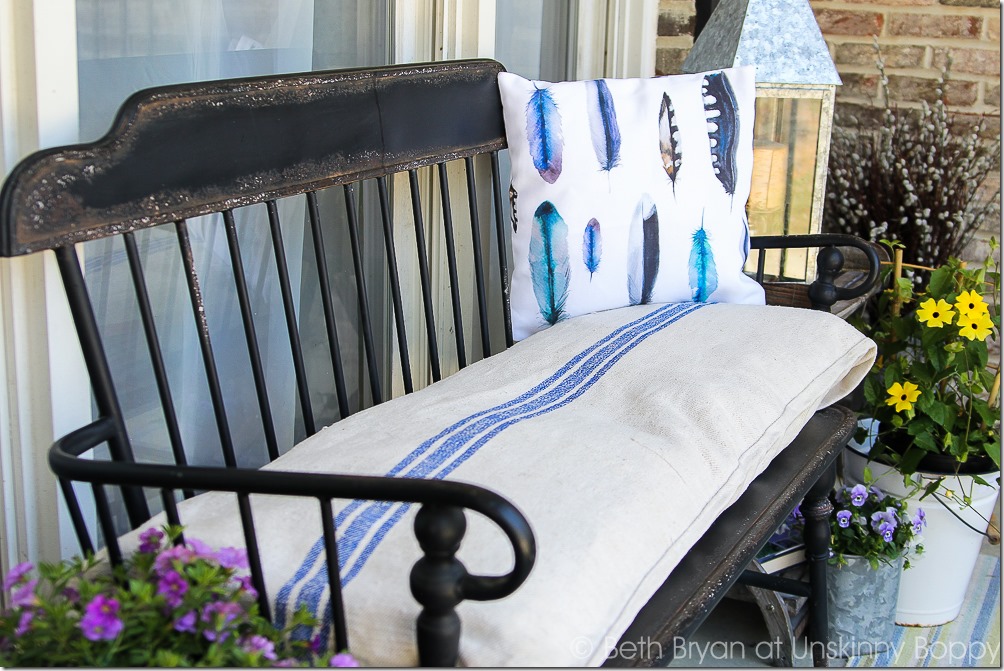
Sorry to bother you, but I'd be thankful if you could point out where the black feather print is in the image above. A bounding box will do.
[659,93,682,194]
[627,195,660,305]
[703,72,740,197]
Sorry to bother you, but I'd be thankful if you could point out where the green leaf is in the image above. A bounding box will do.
[928,265,954,296]
[987,439,1001,470]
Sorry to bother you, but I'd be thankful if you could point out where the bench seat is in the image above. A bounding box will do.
[117,302,874,666]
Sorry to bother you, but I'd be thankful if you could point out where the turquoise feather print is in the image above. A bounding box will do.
[582,218,602,280]
[529,201,570,324]
[689,222,718,302]
[526,86,563,184]
[627,196,660,305]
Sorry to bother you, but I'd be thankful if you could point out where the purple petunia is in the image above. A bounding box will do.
[201,601,243,642]
[836,510,852,528]
[241,634,278,660]
[2,562,32,592]
[154,545,196,575]
[80,595,124,641]
[329,652,360,667]
[174,610,198,633]
[158,570,189,608]
[14,611,33,637]
[233,574,258,599]
[11,579,38,608]
[850,484,868,507]
[215,547,249,570]
[138,527,165,553]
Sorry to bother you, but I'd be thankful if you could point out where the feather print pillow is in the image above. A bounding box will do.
[498,67,765,340]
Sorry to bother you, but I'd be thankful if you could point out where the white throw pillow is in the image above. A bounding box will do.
[498,67,766,340]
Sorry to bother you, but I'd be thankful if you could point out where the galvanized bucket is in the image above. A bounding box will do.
[826,554,903,658]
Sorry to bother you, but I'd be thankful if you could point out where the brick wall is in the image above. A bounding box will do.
[654,0,1000,261]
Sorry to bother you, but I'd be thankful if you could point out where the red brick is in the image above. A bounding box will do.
[933,48,1001,76]
[833,101,888,129]
[939,0,998,7]
[840,0,935,4]
[837,72,881,99]
[886,75,979,106]
[658,8,695,37]
[836,43,926,68]
[656,47,691,76]
[814,9,883,36]
[888,13,982,39]
[986,82,1001,105]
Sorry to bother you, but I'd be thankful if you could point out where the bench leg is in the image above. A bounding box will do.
[801,463,836,667]
[411,504,466,667]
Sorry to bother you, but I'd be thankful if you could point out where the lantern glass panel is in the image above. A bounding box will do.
[746,95,824,280]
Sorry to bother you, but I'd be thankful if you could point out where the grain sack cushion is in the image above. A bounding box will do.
[498,68,765,341]
[120,303,876,666]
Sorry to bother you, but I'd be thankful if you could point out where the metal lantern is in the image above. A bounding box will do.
[683,0,840,281]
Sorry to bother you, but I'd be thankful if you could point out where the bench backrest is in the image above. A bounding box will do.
[0,59,515,535]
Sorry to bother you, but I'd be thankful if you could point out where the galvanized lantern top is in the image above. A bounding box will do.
[682,0,841,86]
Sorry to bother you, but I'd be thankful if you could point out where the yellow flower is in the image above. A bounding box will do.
[916,298,955,328]
[957,311,994,341]
[886,381,921,413]
[953,290,989,318]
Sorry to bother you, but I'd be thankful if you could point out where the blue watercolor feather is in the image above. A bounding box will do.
[627,196,660,305]
[703,72,739,197]
[586,80,621,172]
[529,201,570,324]
[689,222,718,302]
[526,86,563,184]
[583,218,602,280]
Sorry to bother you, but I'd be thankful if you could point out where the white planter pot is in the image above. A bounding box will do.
[843,446,1000,626]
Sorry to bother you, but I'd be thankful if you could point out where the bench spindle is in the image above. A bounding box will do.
[437,162,469,370]
[407,169,443,383]
[343,183,384,405]
[376,176,415,394]
[319,498,350,653]
[266,199,317,437]
[411,504,467,667]
[306,191,352,420]
[488,152,514,349]
[175,219,239,468]
[223,208,281,462]
[463,157,491,359]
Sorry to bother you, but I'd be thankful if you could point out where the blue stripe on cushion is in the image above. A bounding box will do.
[273,302,684,628]
[278,302,705,640]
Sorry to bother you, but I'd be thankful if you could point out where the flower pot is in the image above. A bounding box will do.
[827,554,903,657]
[843,445,1000,626]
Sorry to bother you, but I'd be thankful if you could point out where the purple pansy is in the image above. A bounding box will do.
[241,634,278,660]
[912,508,926,533]
[80,595,124,641]
[138,527,165,553]
[850,484,868,507]
[329,652,360,667]
[174,610,198,633]
[14,611,33,637]
[836,510,852,528]
[2,562,32,591]
[158,570,189,608]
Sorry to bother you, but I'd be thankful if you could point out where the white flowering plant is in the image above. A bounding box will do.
[0,526,358,667]
[823,53,1000,270]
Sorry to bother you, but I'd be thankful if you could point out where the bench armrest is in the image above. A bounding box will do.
[50,416,535,665]
[750,233,882,312]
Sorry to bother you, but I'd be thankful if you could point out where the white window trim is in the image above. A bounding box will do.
[0,0,88,588]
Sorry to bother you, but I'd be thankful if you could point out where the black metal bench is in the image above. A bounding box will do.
[0,59,879,667]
